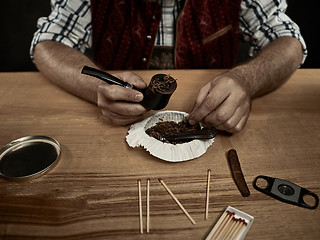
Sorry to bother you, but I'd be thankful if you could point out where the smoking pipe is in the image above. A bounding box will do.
[81,66,177,110]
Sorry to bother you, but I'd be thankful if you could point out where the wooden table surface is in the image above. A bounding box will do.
[0,69,319,240]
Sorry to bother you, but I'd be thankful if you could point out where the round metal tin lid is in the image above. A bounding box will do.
[0,136,61,181]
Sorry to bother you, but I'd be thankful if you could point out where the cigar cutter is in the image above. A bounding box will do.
[253,175,319,209]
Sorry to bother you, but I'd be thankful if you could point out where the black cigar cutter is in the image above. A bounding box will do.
[253,175,319,209]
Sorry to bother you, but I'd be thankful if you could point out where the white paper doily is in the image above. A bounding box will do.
[126,110,215,162]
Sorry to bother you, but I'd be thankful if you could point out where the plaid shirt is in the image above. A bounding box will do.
[30,0,307,63]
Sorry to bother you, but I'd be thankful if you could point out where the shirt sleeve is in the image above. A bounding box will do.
[30,0,92,60]
[239,0,307,64]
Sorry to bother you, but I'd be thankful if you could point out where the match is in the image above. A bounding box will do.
[215,211,235,239]
[158,178,196,225]
[137,179,143,234]
[205,210,233,239]
[205,210,247,240]
[205,169,211,220]
[231,219,247,239]
[146,178,150,233]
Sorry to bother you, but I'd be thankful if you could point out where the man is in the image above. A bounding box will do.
[30,0,306,133]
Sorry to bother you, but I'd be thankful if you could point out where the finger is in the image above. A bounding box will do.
[188,87,229,124]
[99,97,146,116]
[98,83,144,103]
[191,83,211,113]
[225,115,249,133]
[114,72,147,89]
[202,94,240,126]
[214,106,250,133]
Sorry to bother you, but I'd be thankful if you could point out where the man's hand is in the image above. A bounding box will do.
[187,71,251,133]
[188,37,304,133]
[97,72,148,125]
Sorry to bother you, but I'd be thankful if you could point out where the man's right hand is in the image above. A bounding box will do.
[97,72,148,125]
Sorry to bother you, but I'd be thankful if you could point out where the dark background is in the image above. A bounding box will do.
[0,0,318,72]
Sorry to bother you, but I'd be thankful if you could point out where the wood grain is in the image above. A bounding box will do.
[0,70,319,239]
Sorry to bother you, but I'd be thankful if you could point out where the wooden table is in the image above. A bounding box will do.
[0,69,319,240]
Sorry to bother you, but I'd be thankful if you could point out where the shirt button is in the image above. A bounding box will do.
[142,57,147,62]
[152,15,157,20]
[146,35,152,40]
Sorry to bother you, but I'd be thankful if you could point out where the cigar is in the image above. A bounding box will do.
[227,149,250,197]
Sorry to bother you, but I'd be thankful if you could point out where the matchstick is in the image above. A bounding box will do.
[215,212,234,239]
[158,178,196,225]
[224,218,240,239]
[205,210,234,240]
[137,179,143,234]
[229,219,243,239]
[146,178,150,233]
[205,211,227,240]
[205,169,211,220]
[231,219,247,239]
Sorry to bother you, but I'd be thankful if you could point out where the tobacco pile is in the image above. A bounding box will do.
[146,121,200,144]
[150,75,176,93]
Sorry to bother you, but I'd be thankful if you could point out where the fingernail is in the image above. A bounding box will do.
[135,94,143,101]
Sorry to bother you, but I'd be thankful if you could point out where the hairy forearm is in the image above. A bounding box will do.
[230,36,304,98]
[33,41,100,104]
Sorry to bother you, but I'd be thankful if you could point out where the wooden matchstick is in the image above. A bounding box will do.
[231,219,247,239]
[137,179,143,234]
[224,217,240,239]
[205,169,211,220]
[224,218,240,239]
[158,178,196,225]
[146,178,150,233]
[205,211,227,240]
[215,211,234,239]
[215,212,234,239]
[205,210,234,240]
[229,220,243,239]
